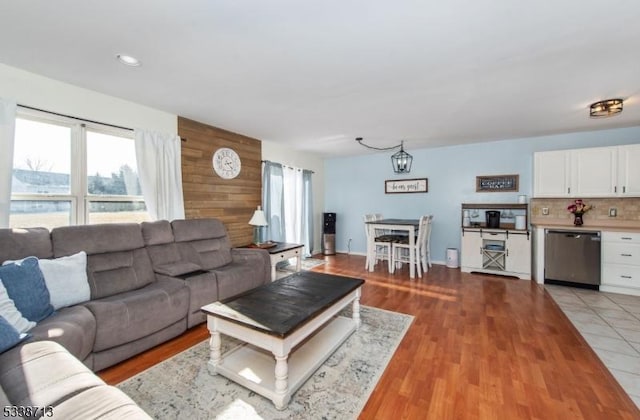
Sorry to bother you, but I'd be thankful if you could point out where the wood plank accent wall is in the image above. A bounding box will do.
[178,117,262,246]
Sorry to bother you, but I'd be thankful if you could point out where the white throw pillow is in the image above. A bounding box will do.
[0,281,35,333]
[37,252,90,310]
[3,251,91,310]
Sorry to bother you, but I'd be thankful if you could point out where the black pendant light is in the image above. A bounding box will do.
[390,141,412,174]
[356,137,413,174]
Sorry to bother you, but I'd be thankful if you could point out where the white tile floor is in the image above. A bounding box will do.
[546,284,640,408]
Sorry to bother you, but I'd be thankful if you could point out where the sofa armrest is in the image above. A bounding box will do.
[231,248,271,283]
[153,261,203,277]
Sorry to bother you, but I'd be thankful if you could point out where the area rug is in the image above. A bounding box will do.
[278,257,326,273]
[118,306,413,419]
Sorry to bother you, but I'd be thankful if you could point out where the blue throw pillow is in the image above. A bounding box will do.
[0,257,53,322]
[0,315,26,353]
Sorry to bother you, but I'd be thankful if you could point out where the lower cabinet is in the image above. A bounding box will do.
[460,229,531,280]
[601,231,640,295]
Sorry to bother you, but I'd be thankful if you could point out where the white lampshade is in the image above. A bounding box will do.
[248,206,268,226]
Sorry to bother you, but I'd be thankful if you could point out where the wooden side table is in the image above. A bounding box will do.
[240,242,304,280]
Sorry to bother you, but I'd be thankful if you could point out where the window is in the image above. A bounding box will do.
[10,109,148,229]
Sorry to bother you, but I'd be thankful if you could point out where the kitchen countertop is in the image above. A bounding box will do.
[531,217,640,232]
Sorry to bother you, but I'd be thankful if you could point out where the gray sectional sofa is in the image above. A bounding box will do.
[0,218,271,419]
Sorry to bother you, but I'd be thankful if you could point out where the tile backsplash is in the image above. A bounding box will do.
[530,197,640,223]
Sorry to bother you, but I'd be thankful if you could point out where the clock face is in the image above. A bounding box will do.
[212,147,241,179]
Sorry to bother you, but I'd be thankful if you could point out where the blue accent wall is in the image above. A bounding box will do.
[324,126,640,261]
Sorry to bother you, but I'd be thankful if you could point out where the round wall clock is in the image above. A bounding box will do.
[212,147,241,179]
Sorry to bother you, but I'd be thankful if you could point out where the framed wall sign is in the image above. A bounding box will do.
[476,174,519,192]
[385,178,428,194]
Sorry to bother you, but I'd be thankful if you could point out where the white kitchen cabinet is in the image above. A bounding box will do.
[601,231,640,295]
[533,150,571,197]
[533,144,640,198]
[505,232,532,274]
[618,144,640,196]
[572,147,617,197]
[460,230,483,269]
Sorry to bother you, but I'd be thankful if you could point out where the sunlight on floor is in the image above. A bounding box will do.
[364,278,459,301]
[215,398,264,420]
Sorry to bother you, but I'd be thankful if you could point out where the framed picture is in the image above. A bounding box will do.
[385,178,428,194]
[476,174,519,192]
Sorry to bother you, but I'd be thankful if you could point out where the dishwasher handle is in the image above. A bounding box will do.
[546,230,600,240]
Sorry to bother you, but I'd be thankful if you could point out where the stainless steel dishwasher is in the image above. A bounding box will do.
[544,229,601,289]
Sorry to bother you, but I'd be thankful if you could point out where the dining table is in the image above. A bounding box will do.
[365,218,421,278]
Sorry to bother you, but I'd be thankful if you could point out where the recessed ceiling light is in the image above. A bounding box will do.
[116,54,141,67]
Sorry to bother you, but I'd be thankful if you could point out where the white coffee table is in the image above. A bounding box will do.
[201,272,364,410]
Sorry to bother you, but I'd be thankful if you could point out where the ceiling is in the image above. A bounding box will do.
[1,1,639,157]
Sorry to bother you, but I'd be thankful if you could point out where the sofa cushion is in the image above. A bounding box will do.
[52,225,156,299]
[158,270,218,328]
[28,306,97,364]
[85,248,156,299]
[5,252,91,310]
[84,278,189,352]
[0,227,53,262]
[0,257,53,322]
[37,251,90,309]
[0,315,28,353]
[141,220,174,246]
[0,282,35,334]
[0,341,104,409]
[0,386,12,416]
[51,223,144,257]
[171,218,228,242]
[172,219,233,270]
[51,385,152,420]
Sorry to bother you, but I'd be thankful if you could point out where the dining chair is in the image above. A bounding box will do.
[363,214,393,272]
[391,215,433,277]
[420,215,434,272]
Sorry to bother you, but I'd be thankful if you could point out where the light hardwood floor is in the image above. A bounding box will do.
[98,254,640,419]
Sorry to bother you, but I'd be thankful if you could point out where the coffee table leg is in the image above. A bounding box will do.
[208,330,222,374]
[352,295,361,328]
[273,353,289,410]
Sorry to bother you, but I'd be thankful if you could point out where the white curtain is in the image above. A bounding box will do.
[263,161,285,242]
[134,129,185,221]
[283,166,302,244]
[263,161,314,257]
[0,98,17,228]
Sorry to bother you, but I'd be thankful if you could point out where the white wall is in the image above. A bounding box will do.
[261,140,325,254]
[0,63,176,133]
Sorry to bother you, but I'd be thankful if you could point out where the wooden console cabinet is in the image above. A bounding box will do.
[460,203,531,280]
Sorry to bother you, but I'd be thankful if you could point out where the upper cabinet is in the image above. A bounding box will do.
[618,144,640,196]
[533,150,571,197]
[572,147,617,197]
[533,144,640,197]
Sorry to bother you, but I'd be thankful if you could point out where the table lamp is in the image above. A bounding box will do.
[248,206,268,245]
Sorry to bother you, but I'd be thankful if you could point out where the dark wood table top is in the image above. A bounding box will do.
[365,218,420,226]
[239,242,303,254]
[202,271,364,337]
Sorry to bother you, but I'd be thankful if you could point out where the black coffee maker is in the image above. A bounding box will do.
[485,211,500,228]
